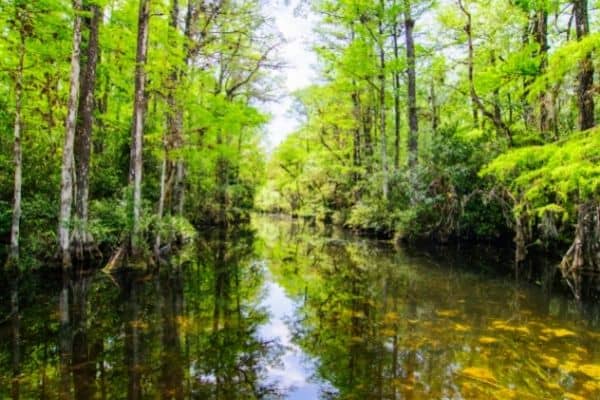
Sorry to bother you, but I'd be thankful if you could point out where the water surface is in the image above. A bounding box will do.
[1,215,600,399]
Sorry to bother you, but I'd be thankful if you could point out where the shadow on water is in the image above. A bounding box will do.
[1,215,600,399]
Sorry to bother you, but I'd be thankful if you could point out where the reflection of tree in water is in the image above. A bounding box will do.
[0,225,286,399]
[191,227,285,399]
[258,216,600,400]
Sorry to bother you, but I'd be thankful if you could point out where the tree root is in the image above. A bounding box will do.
[559,202,600,300]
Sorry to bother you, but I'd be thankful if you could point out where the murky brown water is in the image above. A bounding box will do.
[1,215,599,399]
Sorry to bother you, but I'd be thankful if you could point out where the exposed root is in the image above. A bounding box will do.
[559,202,600,300]
[71,226,102,264]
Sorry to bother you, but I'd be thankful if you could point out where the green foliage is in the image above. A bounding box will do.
[0,0,275,264]
[481,129,600,225]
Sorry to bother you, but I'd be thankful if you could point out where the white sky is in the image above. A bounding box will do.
[262,0,317,151]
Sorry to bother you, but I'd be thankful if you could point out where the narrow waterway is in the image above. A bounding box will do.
[1,215,600,399]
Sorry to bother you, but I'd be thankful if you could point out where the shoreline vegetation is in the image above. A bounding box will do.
[1,0,599,300]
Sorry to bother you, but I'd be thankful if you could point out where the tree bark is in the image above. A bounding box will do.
[129,0,151,255]
[405,0,418,168]
[533,9,550,136]
[156,0,180,254]
[59,0,83,268]
[573,0,595,130]
[378,0,388,200]
[351,88,362,184]
[430,79,439,133]
[392,21,401,170]
[73,2,102,258]
[8,17,26,267]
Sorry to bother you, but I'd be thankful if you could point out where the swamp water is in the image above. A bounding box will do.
[1,215,600,399]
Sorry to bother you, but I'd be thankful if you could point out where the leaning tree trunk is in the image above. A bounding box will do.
[405,0,418,168]
[560,203,600,300]
[129,0,151,255]
[7,26,26,268]
[73,3,102,259]
[573,0,595,130]
[58,0,83,268]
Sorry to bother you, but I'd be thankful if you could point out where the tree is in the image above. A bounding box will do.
[129,0,151,255]
[6,2,29,267]
[404,0,418,168]
[58,0,84,267]
[573,0,594,130]
[73,1,103,258]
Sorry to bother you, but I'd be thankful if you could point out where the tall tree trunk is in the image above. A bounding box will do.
[378,0,388,200]
[129,0,151,255]
[533,9,550,136]
[8,21,26,267]
[351,88,362,185]
[405,0,418,168]
[491,52,502,123]
[59,0,83,268]
[573,0,595,130]
[392,21,401,170]
[73,2,102,258]
[430,79,439,132]
[156,0,180,254]
[173,0,203,216]
[350,26,362,185]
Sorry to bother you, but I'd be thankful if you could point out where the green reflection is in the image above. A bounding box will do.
[0,226,284,399]
[255,215,600,400]
[1,217,600,399]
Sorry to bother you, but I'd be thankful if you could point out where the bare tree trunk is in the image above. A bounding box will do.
[573,0,595,130]
[59,0,83,268]
[351,88,362,184]
[73,2,102,258]
[533,9,550,136]
[129,0,151,255]
[405,0,418,168]
[378,0,388,200]
[173,162,185,214]
[392,21,401,170]
[430,79,439,133]
[156,0,180,254]
[173,0,202,216]
[8,22,26,267]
